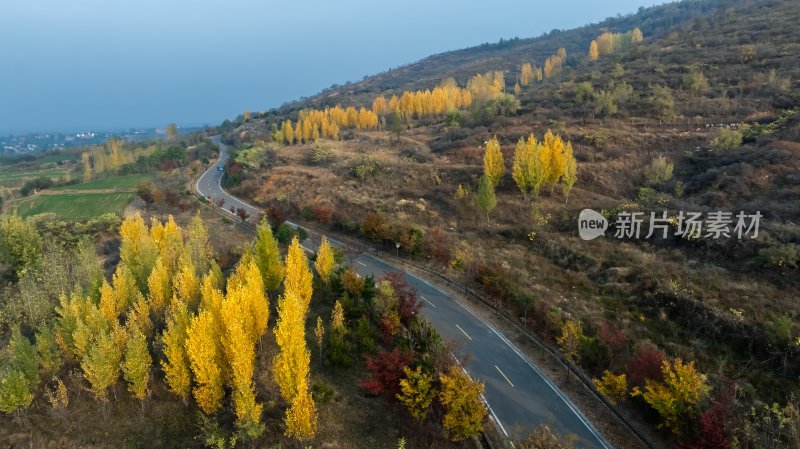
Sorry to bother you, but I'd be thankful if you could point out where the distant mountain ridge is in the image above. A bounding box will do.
[254,0,738,120]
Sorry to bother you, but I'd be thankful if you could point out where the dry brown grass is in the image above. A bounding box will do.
[229,104,797,411]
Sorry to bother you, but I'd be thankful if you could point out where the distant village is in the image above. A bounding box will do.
[0,128,170,156]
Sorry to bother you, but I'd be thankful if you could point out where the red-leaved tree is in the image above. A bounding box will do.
[627,342,666,386]
[360,348,414,400]
[676,393,733,449]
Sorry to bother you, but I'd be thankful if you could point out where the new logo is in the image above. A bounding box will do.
[578,209,608,241]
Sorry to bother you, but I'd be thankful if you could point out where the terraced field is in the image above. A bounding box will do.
[52,173,153,191]
[0,165,72,186]
[14,192,135,219]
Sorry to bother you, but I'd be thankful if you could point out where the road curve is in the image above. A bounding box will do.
[196,136,613,449]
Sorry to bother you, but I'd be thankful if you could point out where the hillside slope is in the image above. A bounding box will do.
[243,0,747,120]
[218,0,800,447]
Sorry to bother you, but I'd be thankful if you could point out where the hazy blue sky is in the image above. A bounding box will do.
[0,0,664,135]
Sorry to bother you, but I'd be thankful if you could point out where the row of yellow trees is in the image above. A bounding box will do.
[519,62,543,87]
[274,43,578,148]
[543,48,568,79]
[372,71,506,120]
[588,27,644,61]
[511,131,577,200]
[468,131,578,222]
[487,130,577,195]
[274,70,516,145]
[81,137,141,180]
[515,48,566,93]
[373,77,474,120]
[275,106,379,144]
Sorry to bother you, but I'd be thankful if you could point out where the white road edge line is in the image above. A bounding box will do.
[356,260,367,267]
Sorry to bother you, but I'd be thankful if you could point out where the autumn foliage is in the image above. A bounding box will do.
[0,214,335,443]
[360,348,414,398]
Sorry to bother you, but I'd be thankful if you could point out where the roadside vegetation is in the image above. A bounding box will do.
[0,209,486,448]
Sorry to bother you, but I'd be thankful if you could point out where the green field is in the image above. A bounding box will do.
[0,166,72,186]
[52,173,153,191]
[14,192,135,219]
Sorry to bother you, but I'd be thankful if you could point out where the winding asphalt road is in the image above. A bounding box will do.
[196,137,613,449]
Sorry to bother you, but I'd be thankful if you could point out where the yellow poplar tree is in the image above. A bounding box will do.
[227,259,268,343]
[483,136,505,187]
[542,130,566,194]
[284,236,313,312]
[122,329,152,401]
[172,258,200,313]
[156,216,184,278]
[331,300,345,331]
[597,32,614,56]
[147,257,171,320]
[207,260,224,291]
[294,121,303,144]
[112,263,139,317]
[253,219,284,292]
[557,319,582,365]
[302,119,313,142]
[220,290,263,431]
[372,96,388,116]
[284,378,318,441]
[520,63,534,86]
[475,176,496,223]
[543,58,554,79]
[314,236,335,284]
[528,135,545,197]
[186,310,224,414]
[127,292,153,338]
[98,280,118,324]
[81,152,92,180]
[314,317,325,367]
[512,137,535,199]
[273,290,310,403]
[588,40,599,61]
[161,301,192,404]
[631,27,644,43]
[81,324,125,401]
[562,142,578,202]
[149,218,164,245]
[199,272,224,319]
[186,212,213,277]
[119,213,158,290]
[69,295,105,360]
[282,120,294,145]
